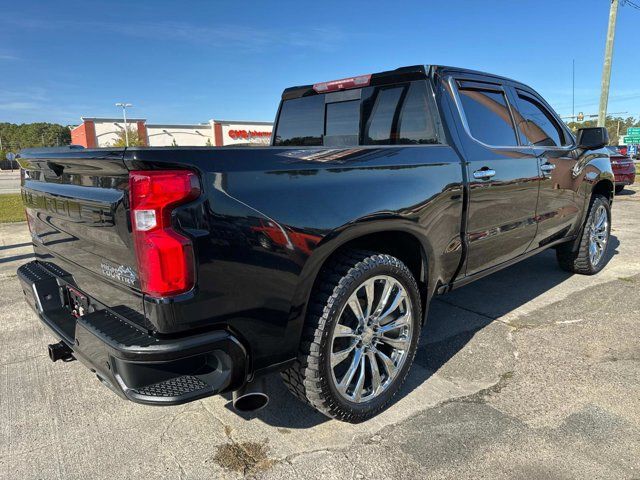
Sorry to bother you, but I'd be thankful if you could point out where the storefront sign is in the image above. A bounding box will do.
[228,129,271,141]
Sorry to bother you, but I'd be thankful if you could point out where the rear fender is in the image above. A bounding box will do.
[285,217,437,347]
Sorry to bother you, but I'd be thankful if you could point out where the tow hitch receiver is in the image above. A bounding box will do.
[48,341,75,362]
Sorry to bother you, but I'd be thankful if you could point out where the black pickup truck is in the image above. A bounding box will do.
[17,65,614,423]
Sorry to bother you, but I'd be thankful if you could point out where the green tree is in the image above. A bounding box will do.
[109,127,144,147]
[0,122,72,168]
[0,122,71,150]
[566,116,640,145]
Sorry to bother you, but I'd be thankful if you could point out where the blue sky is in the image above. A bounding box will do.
[1,0,639,125]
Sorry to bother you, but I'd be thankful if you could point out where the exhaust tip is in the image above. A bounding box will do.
[232,377,269,412]
[233,392,269,412]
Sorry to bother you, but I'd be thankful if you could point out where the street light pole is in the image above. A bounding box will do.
[115,102,133,146]
[598,0,619,127]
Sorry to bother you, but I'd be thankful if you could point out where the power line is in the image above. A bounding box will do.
[561,111,628,120]
[622,0,640,10]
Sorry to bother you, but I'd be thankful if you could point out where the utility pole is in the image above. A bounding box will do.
[572,59,575,122]
[115,102,133,146]
[598,0,619,127]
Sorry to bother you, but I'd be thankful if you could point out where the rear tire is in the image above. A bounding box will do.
[281,250,422,423]
[615,185,624,194]
[556,194,611,275]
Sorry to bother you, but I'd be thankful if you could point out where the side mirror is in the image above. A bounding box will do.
[576,127,609,150]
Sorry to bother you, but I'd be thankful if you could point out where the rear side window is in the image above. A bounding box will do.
[273,80,441,147]
[513,93,567,147]
[273,95,324,146]
[458,88,518,146]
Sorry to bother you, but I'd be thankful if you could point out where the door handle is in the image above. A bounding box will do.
[473,168,496,180]
[540,162,556,173]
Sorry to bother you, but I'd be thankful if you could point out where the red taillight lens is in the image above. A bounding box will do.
[129,170,200,297]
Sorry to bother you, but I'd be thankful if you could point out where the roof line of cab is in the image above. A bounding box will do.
[280,64,526,101]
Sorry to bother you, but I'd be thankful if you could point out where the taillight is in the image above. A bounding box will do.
[313,74,371,93]
[129,170,200,297]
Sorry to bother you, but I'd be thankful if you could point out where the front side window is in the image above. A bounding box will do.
[458,88,518,146]
[514,93,567,147]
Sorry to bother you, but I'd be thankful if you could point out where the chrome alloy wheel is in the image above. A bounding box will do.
[329,275,414,403]
[589,204,609,266]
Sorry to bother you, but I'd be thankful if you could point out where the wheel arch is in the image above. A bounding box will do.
[567,176,614,255]
[591,178,614,204]
[290,222,435,339]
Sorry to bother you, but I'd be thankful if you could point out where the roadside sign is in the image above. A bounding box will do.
[627,127,640,136]
[5,152,16,162]
[628,145,638,156]
[623,136,640,144]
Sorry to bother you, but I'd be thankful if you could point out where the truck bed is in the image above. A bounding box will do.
[18,144,465,372]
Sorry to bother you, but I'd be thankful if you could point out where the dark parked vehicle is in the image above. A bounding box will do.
[606,145,636,193]
[17,65,614,423]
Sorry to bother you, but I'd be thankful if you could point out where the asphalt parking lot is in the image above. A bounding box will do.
[1,186,639,480]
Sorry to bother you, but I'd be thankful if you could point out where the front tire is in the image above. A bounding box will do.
[615,185,624,194]
[281,250,422,423]
[556,194,611,275]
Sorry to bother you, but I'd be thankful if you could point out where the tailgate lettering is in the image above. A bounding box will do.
[100,262,137,286]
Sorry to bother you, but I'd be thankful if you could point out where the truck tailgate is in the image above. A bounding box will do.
[19,148,146,325]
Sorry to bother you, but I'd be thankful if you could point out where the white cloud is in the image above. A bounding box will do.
[0,87,47,103]
[1,15,348,53]
[0,102,40,110]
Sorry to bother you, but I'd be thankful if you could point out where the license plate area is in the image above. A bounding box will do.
[63,286,91,318]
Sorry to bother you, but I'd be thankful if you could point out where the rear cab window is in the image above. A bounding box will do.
[273,95,324,146]
[325,98,360,147]
[273,79,443,147]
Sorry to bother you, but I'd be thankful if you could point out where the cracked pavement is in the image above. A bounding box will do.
[1,185,639,479]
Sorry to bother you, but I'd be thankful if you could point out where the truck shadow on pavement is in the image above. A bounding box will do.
[0,241,32,251]
[0,252,35,264]
[222,235,619,429]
